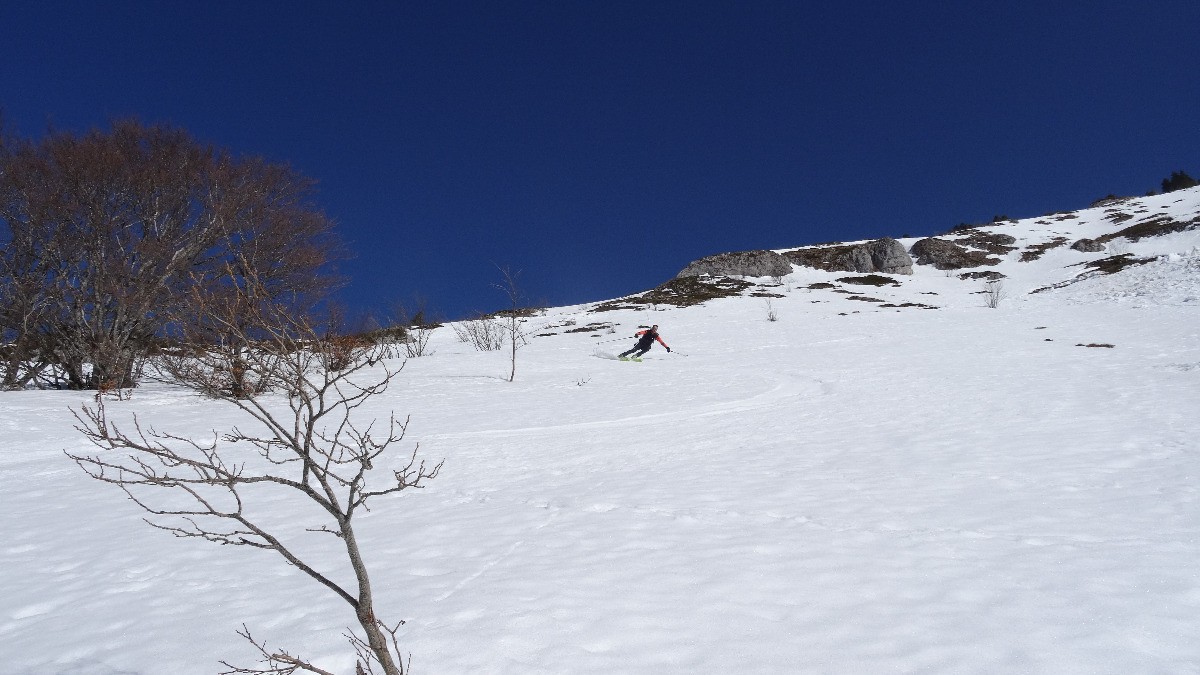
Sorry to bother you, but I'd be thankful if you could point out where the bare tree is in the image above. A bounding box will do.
[67,269,440,674]
[0,120,343,390]
[494,265,531,383]
[0,239,55,388]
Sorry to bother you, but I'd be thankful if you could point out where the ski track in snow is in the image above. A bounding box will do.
[424,372,827,440]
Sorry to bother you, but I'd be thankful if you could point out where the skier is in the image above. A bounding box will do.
[619,324,670,360]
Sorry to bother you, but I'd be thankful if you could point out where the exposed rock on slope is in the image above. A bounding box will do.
[1071,238,1105,252]
[909,237,1001,270]
[783,237,913,275]
[588,185,1199,313]
[676,249,793,279]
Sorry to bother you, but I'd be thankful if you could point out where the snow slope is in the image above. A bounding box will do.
[2,188,1199,674]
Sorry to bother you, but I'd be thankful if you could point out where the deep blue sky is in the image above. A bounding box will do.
[3,1,1198,320]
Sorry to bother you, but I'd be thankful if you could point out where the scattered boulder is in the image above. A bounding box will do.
[1071,238,1105,253]
[784,237,913,275]
[676,249,793,279]
[865,238,915,274]
[909,237,1001,269]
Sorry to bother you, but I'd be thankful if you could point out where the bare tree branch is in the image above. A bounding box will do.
[69,268,438,674]
[219,624,338,675]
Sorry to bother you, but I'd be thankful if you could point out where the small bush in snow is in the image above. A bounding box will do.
[983,279,1005,308]
[453,316,506,351]
[402,324,436,358]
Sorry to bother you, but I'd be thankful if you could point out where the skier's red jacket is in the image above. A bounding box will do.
[635,329,669,350]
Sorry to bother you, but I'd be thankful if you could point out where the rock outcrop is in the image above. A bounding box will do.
[676,249,794,279]
[909,237,1001,270]
[1071,238,1105,253]
[783,237,913,275]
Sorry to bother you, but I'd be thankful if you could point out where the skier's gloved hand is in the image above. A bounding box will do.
[666,347,671,352]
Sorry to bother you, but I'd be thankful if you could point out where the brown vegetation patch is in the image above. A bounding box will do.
[564,322,614,334]
[1103,210,1134,225]
[835,274,900,287]
[807,282,838,290]
[1091,196,1135,208]
[846,295,885,303]
[1077,343,1115,348]
[481,307,542,320]
[1082,254,1157,275]
[959,270,1005,280]
[589,302,643,312]
[956,231,1018,255]
[592,276,754,311]
[880,302,938,309]
[1096,215,1199,243]
[1020,237,1070,262]
[1031,254,1156,294]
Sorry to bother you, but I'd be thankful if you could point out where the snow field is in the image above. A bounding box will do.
[2,187,1199,673]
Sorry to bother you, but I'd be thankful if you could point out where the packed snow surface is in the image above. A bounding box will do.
[3,188,1199,673]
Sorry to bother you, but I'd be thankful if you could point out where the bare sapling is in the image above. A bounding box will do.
[392,299,437,358]
[67,267,441,675]
[983,279,1005,308]
[494,265,531,382]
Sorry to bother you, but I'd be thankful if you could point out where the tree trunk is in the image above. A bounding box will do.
[343,522,403,675]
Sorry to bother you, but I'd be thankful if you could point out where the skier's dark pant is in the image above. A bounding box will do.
[620,341,652,358]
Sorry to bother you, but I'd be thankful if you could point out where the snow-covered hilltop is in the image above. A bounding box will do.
[3,187,1199,673]
[587,185,1200,315]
